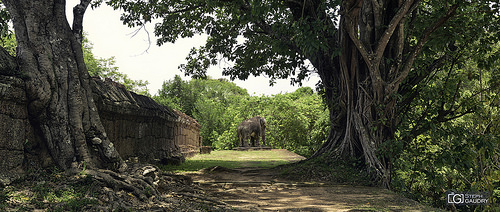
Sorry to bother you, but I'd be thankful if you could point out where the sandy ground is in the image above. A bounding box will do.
[186,149,439,211]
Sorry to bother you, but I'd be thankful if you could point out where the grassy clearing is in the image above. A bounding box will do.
[161,150,300,172]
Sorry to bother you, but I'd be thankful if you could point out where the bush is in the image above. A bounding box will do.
[155,77,330,156]
[392,123,500,210]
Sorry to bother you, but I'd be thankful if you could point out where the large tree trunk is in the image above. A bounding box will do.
[305,0,458,187]
[302,0,403,187]
[3,0,126,172]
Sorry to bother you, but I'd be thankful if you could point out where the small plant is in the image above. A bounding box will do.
[79,161,87,175]
[32,182,52,201]
[11,167,99,211]
[143,186,153,198]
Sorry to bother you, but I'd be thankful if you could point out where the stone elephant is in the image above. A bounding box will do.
[237,116,266,147]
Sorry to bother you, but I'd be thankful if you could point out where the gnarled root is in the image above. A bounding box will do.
[66,163,229,211]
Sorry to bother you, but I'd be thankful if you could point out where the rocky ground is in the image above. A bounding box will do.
[1,150,441,211]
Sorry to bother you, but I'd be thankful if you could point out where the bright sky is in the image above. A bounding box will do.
[65,1,320,96]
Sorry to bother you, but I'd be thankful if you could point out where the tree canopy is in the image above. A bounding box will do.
[104,0,500,187]
[1,0,500,209]
[154,76,329,157]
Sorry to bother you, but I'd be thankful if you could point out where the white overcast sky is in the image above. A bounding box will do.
[65,1,320,96]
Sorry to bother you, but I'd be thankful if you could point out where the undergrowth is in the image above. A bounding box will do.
[277,155,372,185]
[2,166,98,211]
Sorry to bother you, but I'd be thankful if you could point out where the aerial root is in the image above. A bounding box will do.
[84,164,161,201]
[63,162,232,210]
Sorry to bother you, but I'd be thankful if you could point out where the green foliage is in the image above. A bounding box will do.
[0,4,15,57]
[0,2,13,53]
[155,77,329,157]
[386,2,500,208]
[0,32,15,56]
[105,0,320,83]
[155,75,251,146]
[394,38,500,209]
[82,34,150,95]
[154,75,247,116]
[4,167,98,211]
[393,125,500,210]
[153,75,188,112]
[219,89,329,157]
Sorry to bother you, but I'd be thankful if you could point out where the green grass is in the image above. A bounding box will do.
[3,168,99,211]
[160,150,299,172]
[30,174,98,211]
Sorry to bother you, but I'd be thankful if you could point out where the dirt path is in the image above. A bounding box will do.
[186,149,438,211]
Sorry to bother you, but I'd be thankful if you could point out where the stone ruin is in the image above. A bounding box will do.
[93,78,204,160]
[0,70,204,185]
[172,109,203,158]
[0,75,34,186]
[91,77,183,165]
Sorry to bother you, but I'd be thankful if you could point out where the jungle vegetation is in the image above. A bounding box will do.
[154,67,499,208]
[0,0,499,210]
[106,0,500,208]
[104,0,500,190]
[154,75,329,158]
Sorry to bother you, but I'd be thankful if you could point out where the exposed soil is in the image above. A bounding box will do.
[186,149,439,211]
[2,150,440,211]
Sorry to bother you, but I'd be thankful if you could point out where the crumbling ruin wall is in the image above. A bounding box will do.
[0,74,204,185]
[0,75,33,186]
[172,109,202,158]
[91,78,184,164]
[0,75,53,187]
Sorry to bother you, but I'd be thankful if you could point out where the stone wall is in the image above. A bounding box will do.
[0,75,203,185]
[172,109,202,158]
[0,75,33,186]
[91,78,185,164]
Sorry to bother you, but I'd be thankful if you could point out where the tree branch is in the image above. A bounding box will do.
[387,4,459,94]
[398,54,451,112]
[341,1,373,70]
[373,0,416,65]
[72,0,92,44]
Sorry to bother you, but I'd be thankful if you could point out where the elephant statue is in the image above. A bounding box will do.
[237,116,266,147]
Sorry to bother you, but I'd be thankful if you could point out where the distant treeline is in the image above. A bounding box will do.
[153,75,330,158]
